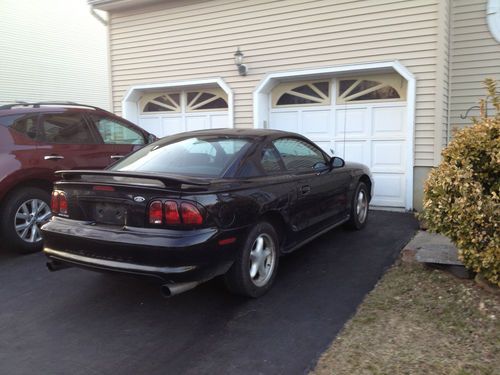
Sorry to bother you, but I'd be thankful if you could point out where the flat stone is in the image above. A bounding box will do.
[404,230,463,265]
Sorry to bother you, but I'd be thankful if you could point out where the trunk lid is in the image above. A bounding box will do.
[54,170,210,228]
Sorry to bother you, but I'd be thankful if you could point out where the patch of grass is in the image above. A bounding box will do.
[312,263,500,375]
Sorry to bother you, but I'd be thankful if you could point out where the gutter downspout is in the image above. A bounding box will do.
[89,5,113,111]
[446,0,452,145]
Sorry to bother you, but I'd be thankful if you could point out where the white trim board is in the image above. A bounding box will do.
[253,60,416,211]
[122,77,234,128]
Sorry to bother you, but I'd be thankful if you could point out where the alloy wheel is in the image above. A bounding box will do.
[356,190,368,224]
[249,233,276,287]
[14,199,51,243]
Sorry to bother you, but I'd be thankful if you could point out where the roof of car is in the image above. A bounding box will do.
[0,103,111,116]
[174,128,299,139]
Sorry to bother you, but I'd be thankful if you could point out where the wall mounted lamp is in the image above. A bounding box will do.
[234,47,248,76]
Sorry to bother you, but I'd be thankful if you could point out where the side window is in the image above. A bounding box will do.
[273,138,326,172]
[237,159,261,178]
[40,113,96,144]
[185,139,217,158]
[260,146,284,174]
[92,117,145,145]
[0,114,38,140]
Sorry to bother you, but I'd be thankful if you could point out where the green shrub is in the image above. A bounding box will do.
[420,79,500,286]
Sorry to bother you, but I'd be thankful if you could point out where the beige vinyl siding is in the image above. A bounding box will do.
[0,0,110,109]
[449,0,500,134]
[437,0,450,152]
[108,0,442,166]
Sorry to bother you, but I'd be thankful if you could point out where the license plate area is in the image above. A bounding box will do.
[94,202,126,225]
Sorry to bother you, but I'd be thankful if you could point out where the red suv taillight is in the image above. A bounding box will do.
[51,191,60,213]
[51,190,68,216]
[148,200,203,226]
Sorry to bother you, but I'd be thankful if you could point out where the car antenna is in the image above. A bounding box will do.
[342,102,347,159]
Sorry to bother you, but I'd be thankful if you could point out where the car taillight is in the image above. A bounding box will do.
[180,202,203,225]
[149,200,163,224]
[148,200,203,226]
[59,193,68,215]
[51,191,60,214]
[164,200,181,224]
[51,190,68,216]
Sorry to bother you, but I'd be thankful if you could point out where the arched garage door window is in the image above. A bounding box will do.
[272,74,406,107]
[186,90,228,111]
[140,90,228,114]
[272,81,330,107]
[141,93,181,113]
[337,74,407,104]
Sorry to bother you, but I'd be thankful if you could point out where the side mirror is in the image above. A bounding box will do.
[330,156,345,169]
[313,161,329,173]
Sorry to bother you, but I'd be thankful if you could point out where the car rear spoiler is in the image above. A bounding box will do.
[55,170,211,189]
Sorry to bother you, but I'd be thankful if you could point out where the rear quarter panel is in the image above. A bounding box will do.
[184,175,294,231]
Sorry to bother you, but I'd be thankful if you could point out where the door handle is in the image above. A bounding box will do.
[110,155,124,160]
[301,185,311,195]
[44,155,64,160]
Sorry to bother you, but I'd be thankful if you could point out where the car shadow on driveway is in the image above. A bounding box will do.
[0,210,418,375]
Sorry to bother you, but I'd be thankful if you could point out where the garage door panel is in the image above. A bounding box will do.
[162,116,183,136]
[138,116,162,137]
[334,141,367,165]
[371,173,405,207]
[210,114,229,129]
[314,141,333,154]
[335,108,368,137]
[301,110,330,134]
[371,140,405,172]
[270,112,299,133]
[185,116,209,131]
[372,106,406,136]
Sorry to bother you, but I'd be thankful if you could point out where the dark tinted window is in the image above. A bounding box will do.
[40,113,96,144]
[273,138,325,172]
[111,136,251,178]
[92,116,145,145]
[237,159,261,178]
[261,147,284,174]
[0,114,39,140]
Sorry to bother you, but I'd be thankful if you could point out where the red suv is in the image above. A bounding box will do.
[0,102,155,253]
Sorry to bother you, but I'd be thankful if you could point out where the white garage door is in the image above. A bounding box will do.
[269,74,408,208]
[137,88,229,138]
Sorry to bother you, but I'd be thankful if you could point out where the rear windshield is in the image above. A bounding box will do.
[110,136,252,177]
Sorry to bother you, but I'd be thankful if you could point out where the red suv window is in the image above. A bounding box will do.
[39,113,97,144]
[0,114,39,141]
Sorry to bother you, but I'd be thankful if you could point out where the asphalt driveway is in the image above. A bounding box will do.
[0,210,417,375]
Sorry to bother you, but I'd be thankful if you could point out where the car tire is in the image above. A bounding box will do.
[224,222,280,298]
[0,187,52,254]
[346,182,369,230]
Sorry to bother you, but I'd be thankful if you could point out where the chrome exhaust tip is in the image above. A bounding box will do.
[46,260,72,272]
[161,281,199,298]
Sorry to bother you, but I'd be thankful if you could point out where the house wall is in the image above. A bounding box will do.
[0,0,111,109]
[449,0,500,135]
[107,0,443,170]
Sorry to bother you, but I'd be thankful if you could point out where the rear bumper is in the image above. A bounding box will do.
[41,217,248,283]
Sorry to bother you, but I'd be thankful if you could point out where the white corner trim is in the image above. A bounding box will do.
[121,77,234,127]
[487,0,500,43]
[253,60,416,211]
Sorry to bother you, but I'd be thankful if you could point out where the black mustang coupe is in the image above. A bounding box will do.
[42,129,373,297]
